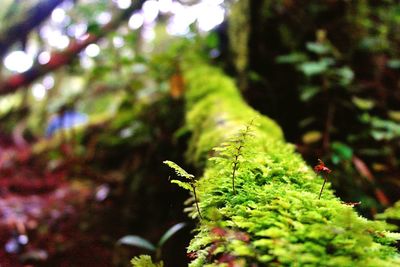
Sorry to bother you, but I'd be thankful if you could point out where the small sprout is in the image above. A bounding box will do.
[120,223,186,263]
[314,159,331,199]
[210,119,256,195]
[230,119,255,194]
[163,160,202,219]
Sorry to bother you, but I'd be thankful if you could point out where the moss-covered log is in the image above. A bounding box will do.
[182,62,400,266]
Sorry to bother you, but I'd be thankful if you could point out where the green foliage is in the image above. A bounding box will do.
[361,114,400,141]
[181,62,400,266]
[263,0,400,211]
[131,255,163,267]
[277,37,353,102]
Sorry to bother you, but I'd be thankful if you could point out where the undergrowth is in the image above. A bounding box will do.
[180,61,400,266]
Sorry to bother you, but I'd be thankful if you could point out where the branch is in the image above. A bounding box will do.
[0,0,66,59]
[0,0,146,96]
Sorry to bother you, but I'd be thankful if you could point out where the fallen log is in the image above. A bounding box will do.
[181,62,400,266]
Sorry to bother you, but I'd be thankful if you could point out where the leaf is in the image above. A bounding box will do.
[299,86,320,102]
[205,32,219,48]
[158,223,186,248]
[170,180,192,191]
[302,131,322,144]
[299,117,315,128]
[387,59,400,69]
[163,160,194,180]
[352,97,374,110]
[306,42,330,54]
[298,59,334,76]
[248,71,262,82]
[331,142,353,160]
[337,67,354,86]
[368,116,400,140]
[371,130,389,141]
[388,110,400,122]
[360,36,384,50]
[169,73,184,99]
[331,154,340,165]
[352,156,374,182]
[86,23,101,35]
[375,188,390,206]
[118,235,156,251]
[275,53,307,64]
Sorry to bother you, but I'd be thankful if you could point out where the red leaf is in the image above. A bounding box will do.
[211,227,227,237]
[234,231,250,242]
[352,156,374,182]
[314,159,331,174]
[375,188,390,206]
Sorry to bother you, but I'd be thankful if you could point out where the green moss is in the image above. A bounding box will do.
[182,62,400,266]
[377,201,400,222]
[131,255,163,267]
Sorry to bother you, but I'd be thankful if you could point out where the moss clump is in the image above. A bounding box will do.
[377,201,400,221]
[182,61,400,266]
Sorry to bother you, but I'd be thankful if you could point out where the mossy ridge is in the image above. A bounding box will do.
[182,62,400,266]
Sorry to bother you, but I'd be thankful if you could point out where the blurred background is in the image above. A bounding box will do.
[0,0,399,266]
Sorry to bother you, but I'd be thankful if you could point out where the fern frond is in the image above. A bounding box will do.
[171,179,193,191]
[163,160,194,180]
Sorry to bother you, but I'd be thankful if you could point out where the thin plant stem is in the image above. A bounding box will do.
[230,119,254,195]
[232,157,238,194]
[191,185,203,220]
[318,176,327,200]
[231,144,243,195]
[155,247,162,261]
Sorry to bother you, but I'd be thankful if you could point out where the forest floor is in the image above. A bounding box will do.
[0,142,114,266]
